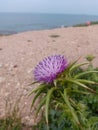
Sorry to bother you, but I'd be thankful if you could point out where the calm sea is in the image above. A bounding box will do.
[0,13,98,34]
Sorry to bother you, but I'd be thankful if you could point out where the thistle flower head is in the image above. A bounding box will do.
[34,55,68,83]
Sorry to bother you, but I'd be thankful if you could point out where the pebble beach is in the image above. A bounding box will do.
[0,25,98,126]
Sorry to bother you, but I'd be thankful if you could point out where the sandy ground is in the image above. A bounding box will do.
[0,25,98,126]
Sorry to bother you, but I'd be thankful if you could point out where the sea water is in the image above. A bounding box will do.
[0,13,98,34]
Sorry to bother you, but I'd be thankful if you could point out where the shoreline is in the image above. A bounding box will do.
[0,21,98,36]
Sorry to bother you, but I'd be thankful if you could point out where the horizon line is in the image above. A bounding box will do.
[0,12,98,16]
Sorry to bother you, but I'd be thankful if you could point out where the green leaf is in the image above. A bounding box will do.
[29,84,46,96]
[75,71,98,78]
[36,96,46,117]
[28,81,39,86]
[45,87,56,124]
[66,79,96,93]
[76,79,97,84]
[31,87,45,109]
[70,62,88,72]
[60,89,80,126]
[86,55,95,62]
[71,90,90,95]
[87,117,98,129]
[67,58,81,70]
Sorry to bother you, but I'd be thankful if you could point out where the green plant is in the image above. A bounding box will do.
[86,55,95,62]
[73,21,98,27]
[0,99,22,130]
[30,55,98,130]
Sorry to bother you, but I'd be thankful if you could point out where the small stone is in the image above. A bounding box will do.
[22,116,35,126]
[24,116,30,121]
[28,119,35,126]
[16,82,20,86]
[0,64,3,68]
[24,102,27,105]
[27,69,32,74]
[0,77,5,83]
[5,92,10,97]
[0,48,2,51]
[15,82,21,89]
[5,63,9,67]
[13,65,18,68]
[27,40,32,42]
[7,83,10,86]
[21,57,25,61]
[23,90,27,95]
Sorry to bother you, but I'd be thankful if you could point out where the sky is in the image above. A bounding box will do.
[0,0,98,15]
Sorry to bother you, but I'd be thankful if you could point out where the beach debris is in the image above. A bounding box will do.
[27,40,32,42]
[49,34,60,38]
[86,21,91,26]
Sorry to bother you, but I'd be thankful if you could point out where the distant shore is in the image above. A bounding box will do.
[0,20,98,35]
[0,30,17,35]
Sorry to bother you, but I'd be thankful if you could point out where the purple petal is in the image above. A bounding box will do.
[34,55,68,83]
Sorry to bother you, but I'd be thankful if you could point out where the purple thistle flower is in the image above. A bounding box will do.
[34,55,68,83]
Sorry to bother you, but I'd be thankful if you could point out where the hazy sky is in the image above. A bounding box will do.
[0,0,98,15]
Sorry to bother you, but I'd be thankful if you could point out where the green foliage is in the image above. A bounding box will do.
[73,21,98,27]
[0,99,22,130]
[34,109,73,130]
[91,21,98,25]
[86,55,95,62]
[30,57,98,130]
[73,23,88,27]
[0,98,37,130]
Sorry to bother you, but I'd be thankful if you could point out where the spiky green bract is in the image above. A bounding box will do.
[30,60,98,130]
